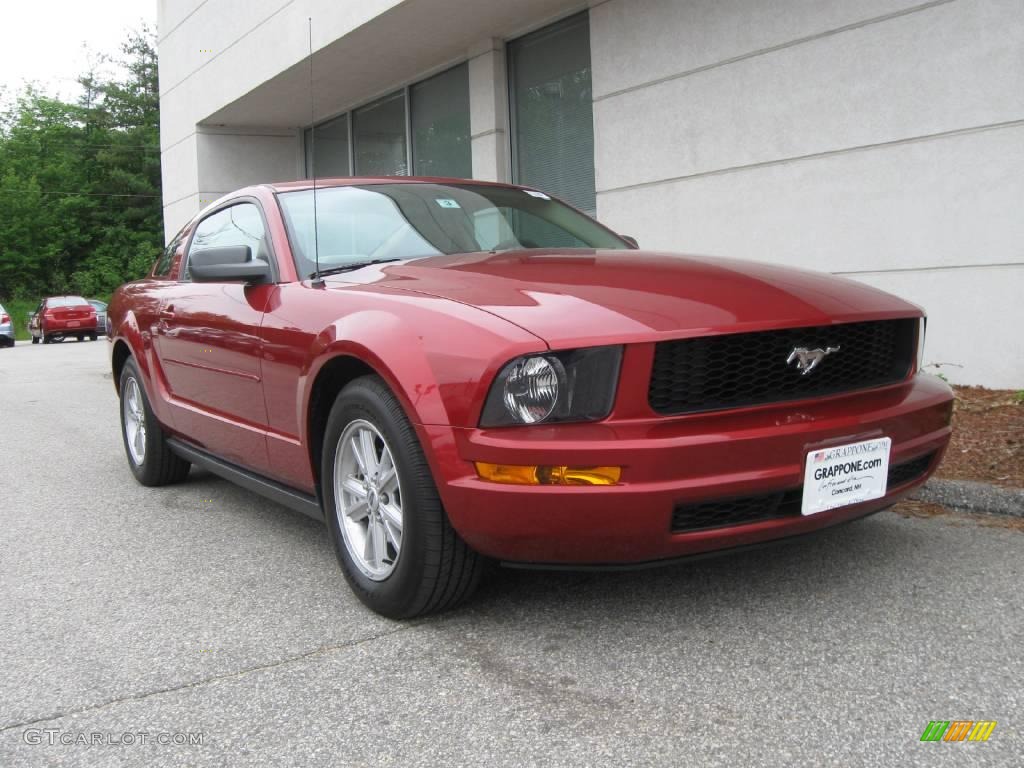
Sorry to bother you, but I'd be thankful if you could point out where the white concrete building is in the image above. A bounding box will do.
[157,0,1023,387]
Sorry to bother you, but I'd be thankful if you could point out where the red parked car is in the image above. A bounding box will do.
[108,178,953,618]
[30,296,99,344]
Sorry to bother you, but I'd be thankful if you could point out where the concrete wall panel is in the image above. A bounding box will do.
[158,136,200,211]
[596,124,1024,274]
[590,0,938,99]
[853,265,1023,388]
[196,131,302,192]
[592,0,1024,192]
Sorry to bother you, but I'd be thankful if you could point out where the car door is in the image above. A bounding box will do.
[153,200,277,472]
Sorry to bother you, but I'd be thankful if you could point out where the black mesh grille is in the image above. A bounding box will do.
[670,451,936,533]
[649,319,917,415]
[670,489,803,533]
[886,452,935,489]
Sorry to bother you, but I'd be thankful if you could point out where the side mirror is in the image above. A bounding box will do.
[621,235,639,249]
[190,245,271,284]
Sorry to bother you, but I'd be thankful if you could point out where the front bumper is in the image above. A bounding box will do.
[424,374,953,565]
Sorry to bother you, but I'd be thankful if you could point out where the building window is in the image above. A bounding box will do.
[353,91,408,176]
[305,113,350,177]
[410,64,471,178]
[508,12,596,215]
[306,64,471,180]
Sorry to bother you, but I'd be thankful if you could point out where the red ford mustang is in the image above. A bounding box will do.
[109,178,953,617]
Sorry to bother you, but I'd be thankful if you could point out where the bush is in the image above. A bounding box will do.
[3,296,38,341]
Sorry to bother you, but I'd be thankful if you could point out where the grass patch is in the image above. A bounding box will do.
[3,297,38,341]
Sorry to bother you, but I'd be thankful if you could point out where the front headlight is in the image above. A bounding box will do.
[480,346,623,427]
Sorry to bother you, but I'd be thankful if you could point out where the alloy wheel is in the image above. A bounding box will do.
[333,419,404,580]
[123,377,147,465]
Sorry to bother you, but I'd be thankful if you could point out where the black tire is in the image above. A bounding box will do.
[118,357,191,487]
[42,335,50,344]
[322,375,483,619]
[77,335,84,342]
[90,333,98,341]
[32,336,39,344]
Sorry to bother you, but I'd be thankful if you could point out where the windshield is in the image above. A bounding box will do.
[48,296,88,307]
[277,183,629,277]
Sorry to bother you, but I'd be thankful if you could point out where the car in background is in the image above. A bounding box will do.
[108,178,954,618]
[87,299,109,336]
[29,296,98,344]
[0,303,14,347]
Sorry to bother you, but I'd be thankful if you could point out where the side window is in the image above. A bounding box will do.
[153,227,187,278]
[185,203,270,280]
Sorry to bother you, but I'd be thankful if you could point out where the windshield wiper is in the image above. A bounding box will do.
[311,258,403,278]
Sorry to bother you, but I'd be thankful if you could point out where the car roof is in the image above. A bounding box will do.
[265,177,529,194]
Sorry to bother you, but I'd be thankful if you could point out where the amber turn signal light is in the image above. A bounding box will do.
[475,463,621,486]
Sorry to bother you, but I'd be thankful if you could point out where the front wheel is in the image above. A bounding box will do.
[119,357,191,486]
[322,376,483,618]
[31,336,39,345]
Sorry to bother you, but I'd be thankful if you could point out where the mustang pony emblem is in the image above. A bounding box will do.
[787,345,840,375]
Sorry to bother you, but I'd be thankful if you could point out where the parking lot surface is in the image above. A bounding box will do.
[0,340,1020,767]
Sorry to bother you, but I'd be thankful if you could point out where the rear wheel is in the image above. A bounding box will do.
[119,357,191,486]
[90,333,98,341]
[322,375,483,618]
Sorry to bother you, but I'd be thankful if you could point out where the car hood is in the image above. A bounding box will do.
[327,250,920,348]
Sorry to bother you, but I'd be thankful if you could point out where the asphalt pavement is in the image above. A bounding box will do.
[0,339,1020,767]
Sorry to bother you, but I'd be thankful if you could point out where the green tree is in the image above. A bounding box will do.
[0,26,162,311]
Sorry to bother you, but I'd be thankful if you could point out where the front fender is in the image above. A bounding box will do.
[300,305,542,440]
[302,310,448,437]
[259,284,544,493]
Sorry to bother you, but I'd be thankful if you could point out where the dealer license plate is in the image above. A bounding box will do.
[801,437,891,515]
